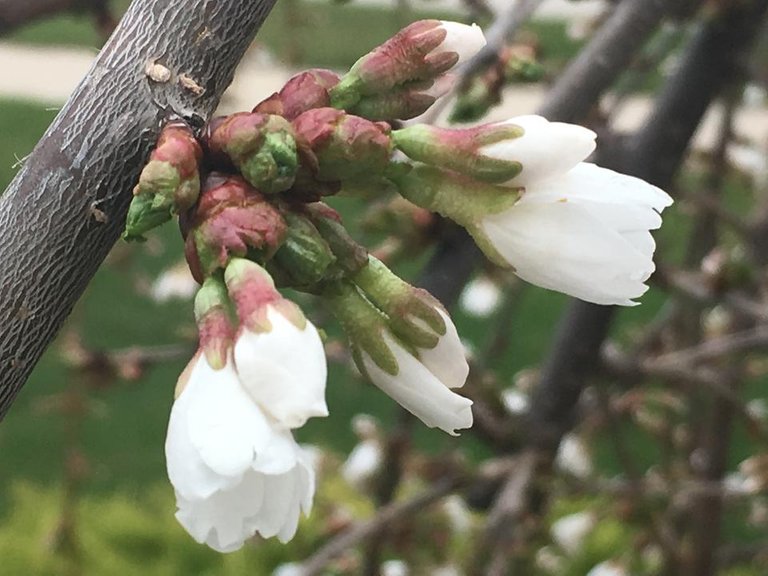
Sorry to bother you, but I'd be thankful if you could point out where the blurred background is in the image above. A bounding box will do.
[1,0,768,574]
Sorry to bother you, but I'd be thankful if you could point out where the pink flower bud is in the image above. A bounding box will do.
[204,112,298,194]
[254,69,341,120]
[292,108,392,181]
[330,20,485,110]
[183,174,287,281]
[124,122,203,240]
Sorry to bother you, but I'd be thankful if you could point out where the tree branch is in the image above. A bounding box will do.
[0,0,278,419]
[526,0,768,453]
[0,0,113,36]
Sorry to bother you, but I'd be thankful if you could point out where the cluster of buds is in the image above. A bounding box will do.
[127,18,673,553]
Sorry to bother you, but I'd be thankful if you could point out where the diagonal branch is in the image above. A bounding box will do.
[0,0,278,419]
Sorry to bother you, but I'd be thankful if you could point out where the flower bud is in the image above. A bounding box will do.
[348,75,456,122]
[124,122,202,240]
[193,277,235,371]
[254,69,341,120]
[306,203,369,275]
[393,122,525,183]
[330,20,485,110]
[325,281,472,435]
[184,174,287,281]
[292,108,392,182]
[353,256,444,349]
[270,211,337,289]
[205,112,298,194]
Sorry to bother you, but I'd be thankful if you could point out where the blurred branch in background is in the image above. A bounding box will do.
[0,0,116,38]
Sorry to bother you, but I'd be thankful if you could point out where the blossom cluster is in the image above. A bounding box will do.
[126,19,672,552]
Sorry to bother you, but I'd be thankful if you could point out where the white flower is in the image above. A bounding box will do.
[555,433,593,478]
[586,561,627,576]
[166,353,315,552]
[551,512,595,554]
[150,261,198,302]
[434,21,486,66]
[480,162,673,305]
[361,330,473,435]
[234,304,328,429]
[341,439,382,489]
[381,559,410,576]
[460,275,502,317]
[501,388,530,415]
[481,115,597,187]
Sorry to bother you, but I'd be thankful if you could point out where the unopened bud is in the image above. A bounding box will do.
[349,75,456,122]
[306,203,369,275]
[224,257,305,333]
[293,108,392,181]
[393,123,524,183]
[124,122,202,240]
[254,69,341,120]
[330,20,485,110]
[353,256,446,349]
[184,174,287,281]
[270,211,336,289]
[205,112,298,194]
[193,277,235,370]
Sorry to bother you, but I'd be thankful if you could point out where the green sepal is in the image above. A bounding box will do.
[272,212,337,289]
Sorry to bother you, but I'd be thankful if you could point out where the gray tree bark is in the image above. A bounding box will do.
[0,0,278,418]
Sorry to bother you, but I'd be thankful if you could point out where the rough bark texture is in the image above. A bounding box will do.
[0,0,278,419]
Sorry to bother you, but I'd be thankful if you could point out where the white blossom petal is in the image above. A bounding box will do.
[362,332,473,435]
[481,116,596,186]
[417,309,469,389]
[480,163,672,305]
[341,439,382,489]
[435,21,486,66]
[165,354,317,552]
[184,358,274,478]
[235,305,328,429]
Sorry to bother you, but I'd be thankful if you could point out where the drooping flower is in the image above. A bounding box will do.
[479,163,673,305]
[166,352,315,552]
[225,257,328,429]
[393,157,672,306]
[326,281,472,435]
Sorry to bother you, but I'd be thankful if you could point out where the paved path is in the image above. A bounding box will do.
[1,6,767,156]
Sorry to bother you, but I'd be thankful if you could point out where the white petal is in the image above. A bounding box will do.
[551,512,595,555]
[459,276,502,318]
[250,471,299,539]
[235,306,328,429]
[482,199,655,305]
[524,163,672,213]
[482,116,596,186]
[165,381,238,500]
[184,358,275,478]
[417,309,469,389]
[341,440,382,488]
[436,21,486,65]
[175,471,266,553]
[362,333,473,435]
